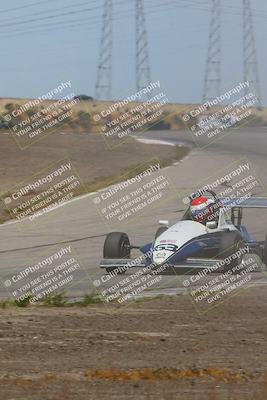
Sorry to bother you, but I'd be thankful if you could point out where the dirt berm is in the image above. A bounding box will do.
[0,286,266,399]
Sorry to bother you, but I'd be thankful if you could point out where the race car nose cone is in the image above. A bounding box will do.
[153,251,170,265]
[153,250,173,265]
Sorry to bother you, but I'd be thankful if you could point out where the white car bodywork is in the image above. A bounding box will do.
[152,207,237,265]
[100,196,267,272]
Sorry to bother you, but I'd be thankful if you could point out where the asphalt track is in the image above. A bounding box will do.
[1,126,267,303]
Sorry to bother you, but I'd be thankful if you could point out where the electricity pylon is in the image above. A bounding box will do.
[95,0,113,100]
[203,0,221,102]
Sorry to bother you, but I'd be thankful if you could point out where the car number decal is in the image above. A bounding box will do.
[154,244,179,252]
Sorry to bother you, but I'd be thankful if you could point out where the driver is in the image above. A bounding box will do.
[190,196,215,225]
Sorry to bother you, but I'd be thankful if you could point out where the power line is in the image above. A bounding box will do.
[0,0,101,24]
[0,3,118,29]
[0,0,61,14]
[0,7,207,57]
[0,0,267,38]
[1,0,267,34]
[0,1,180,38]
[170,0,267,20]
[0,234,106,255]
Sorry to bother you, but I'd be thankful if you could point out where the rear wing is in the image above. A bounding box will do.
[220,197,267,225]
[220,197,267,209]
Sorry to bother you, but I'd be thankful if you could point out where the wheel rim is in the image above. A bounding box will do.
[120,237,129,257]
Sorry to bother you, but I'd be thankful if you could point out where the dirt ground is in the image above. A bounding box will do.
[0,130,186,191]
[0,130,188,222]
[0,286,267,400]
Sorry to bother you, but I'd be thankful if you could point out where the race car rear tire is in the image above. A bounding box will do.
[155,226,168,239]
[103,232,130,274]
[219,231,245,270]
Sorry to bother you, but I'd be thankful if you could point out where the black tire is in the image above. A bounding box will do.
[155,226,168,239]
[219,231,245,270]
[103,232,130,274]
[262,235,267,266]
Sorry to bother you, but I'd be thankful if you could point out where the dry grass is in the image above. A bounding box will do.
[1,97,266,134]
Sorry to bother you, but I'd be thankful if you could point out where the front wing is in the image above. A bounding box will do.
[99,257,226,274]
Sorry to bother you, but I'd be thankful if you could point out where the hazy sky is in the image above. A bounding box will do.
[0,0,266,104]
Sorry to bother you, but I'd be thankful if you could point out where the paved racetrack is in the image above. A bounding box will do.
[1,126,267,301]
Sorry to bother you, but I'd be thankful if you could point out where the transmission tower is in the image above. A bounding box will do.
[203,0,221,102]
[95,0,112,100]
[243,0,261,105]
[136,0,151,94]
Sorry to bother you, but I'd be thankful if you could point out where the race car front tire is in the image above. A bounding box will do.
[103,232,130,274]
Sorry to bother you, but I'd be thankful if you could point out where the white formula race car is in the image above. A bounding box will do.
[100,190,267,274]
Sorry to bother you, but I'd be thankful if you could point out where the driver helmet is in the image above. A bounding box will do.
[190,196,215,224]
